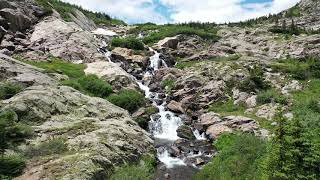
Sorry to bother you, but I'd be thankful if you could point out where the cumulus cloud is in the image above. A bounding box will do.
[61,0,300,24]
[61,0,168,24]
[160,0,301,23]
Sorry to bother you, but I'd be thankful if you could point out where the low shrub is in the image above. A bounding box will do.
[238,66,270,92]
[107,90,145,113]
[24,138,68,158]
[270,57,320,80]
[257,89,288,105]
[109,155,156,180]
[193,133,267,180]
[111,37,145,50]
[161,79,175,94]
[0,110,33,155]
[78,75,113,98]
[0,83,23,100]
[0,155,26,177]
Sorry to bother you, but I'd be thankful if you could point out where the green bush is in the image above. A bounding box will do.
[61,79,84,91]
[111,38,145,50]
[0,155,26,177]
[193,133,267,180]
[24,138,68,158]
[109,155,156,180]
[22,58,113,99]
[238,66,270,92]
[0,83,23,100]
[261,80,320,179]
[107,90,145,113]
[257,89,288,105]
[161,79,175,94]
[270,57,320,80]
[78,75,113,98]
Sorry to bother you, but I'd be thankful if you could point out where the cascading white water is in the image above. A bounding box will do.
[92,29,207,168]
[137,49,188,167]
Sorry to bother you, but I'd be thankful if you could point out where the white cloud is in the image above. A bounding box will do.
[160,0,301,23]
[61,0,301,24]
[61,0,168,24]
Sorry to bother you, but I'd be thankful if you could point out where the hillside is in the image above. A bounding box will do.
[0,0,319,179]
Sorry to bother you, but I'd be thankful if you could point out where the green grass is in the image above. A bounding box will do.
[130,23,219,45]
[23,58,86,79]
[34,0,125,25]
[18,57,114,99]
[111,37,145,50]
[257,89,288,105]
[193,133,267,180]
[270,57,320,80]
[0,83,23,100]
[209,99,245,114]
[109,155,156,180]
[107,90,146,113]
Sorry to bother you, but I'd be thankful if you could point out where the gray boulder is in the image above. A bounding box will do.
[2,85,154,180]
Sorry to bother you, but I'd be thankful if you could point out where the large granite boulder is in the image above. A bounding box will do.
[1,85,154,180]
[84,61,139,91]
[0,53,57,87]
[28,17,104,63]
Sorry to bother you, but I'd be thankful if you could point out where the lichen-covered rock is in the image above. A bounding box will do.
[2,85,154,179]
[0,53,57,86]
[28,17,104,63]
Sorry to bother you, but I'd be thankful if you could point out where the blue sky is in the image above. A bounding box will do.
[62,0,300,24]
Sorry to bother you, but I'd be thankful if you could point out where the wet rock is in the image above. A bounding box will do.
[111,47,148,69]
[167,100,185,114]
[177,125,196,140]
[156,36,179,49]
[195,158,205,166]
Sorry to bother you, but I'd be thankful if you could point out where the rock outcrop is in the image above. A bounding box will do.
[2,85,153,180]
[27,16,104,63]
[84,61,139,91]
